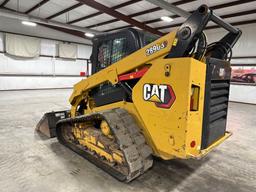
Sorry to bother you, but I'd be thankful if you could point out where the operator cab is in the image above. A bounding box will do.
[89,28,159,108]
[90,28,159,74]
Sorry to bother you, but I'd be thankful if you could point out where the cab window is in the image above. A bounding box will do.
[111,38,127,63]
[98,40,112,69]
[97,37,127,70]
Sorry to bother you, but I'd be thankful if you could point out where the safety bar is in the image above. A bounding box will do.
[166,4,242,59]
[211,12,239,34]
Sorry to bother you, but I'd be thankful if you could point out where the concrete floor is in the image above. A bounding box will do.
[0,89,255,192]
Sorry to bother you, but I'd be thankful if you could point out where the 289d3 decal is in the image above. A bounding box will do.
[143,83,176,108]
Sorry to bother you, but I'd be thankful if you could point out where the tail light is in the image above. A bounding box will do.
[190,85,200,111]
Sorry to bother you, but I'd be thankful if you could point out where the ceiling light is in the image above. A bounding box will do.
[21,21,37,27]
[85,33,95,38]
[161,16,174,22]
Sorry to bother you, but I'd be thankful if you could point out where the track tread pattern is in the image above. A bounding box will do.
[56,108,153,182]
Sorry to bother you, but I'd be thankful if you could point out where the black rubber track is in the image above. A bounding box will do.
[55,108,153,182]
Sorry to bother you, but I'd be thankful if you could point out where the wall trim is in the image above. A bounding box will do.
[0,30,92,46]
[0,73,83,77]
[0,87,73,91]
[231,64,256,66]
[0,51,90,61]
[229,101,256,106]
[232,56,256,59]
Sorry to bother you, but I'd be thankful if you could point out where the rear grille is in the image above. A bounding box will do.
[201,58,231,149]
[209,80,229,123]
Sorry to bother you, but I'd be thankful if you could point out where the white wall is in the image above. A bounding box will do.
[0,76,84,90]
[0,32,92,90]
[206,23,256,104]
[230,84,256,104]
[205,24,256,57]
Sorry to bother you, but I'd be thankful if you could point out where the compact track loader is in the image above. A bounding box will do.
[37,5,241,182]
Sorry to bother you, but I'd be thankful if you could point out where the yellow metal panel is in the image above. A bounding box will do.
[132,58,206,159]
[185,59,206,158]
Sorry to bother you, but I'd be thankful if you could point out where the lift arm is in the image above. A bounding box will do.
[166,5,241,60]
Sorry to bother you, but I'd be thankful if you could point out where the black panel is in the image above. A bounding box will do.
[91,84,128,107]
[201,57,231,149]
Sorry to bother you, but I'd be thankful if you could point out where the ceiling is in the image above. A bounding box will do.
[0,0,255,41]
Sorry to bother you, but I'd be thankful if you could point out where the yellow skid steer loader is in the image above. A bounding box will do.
[36,5,241,182]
